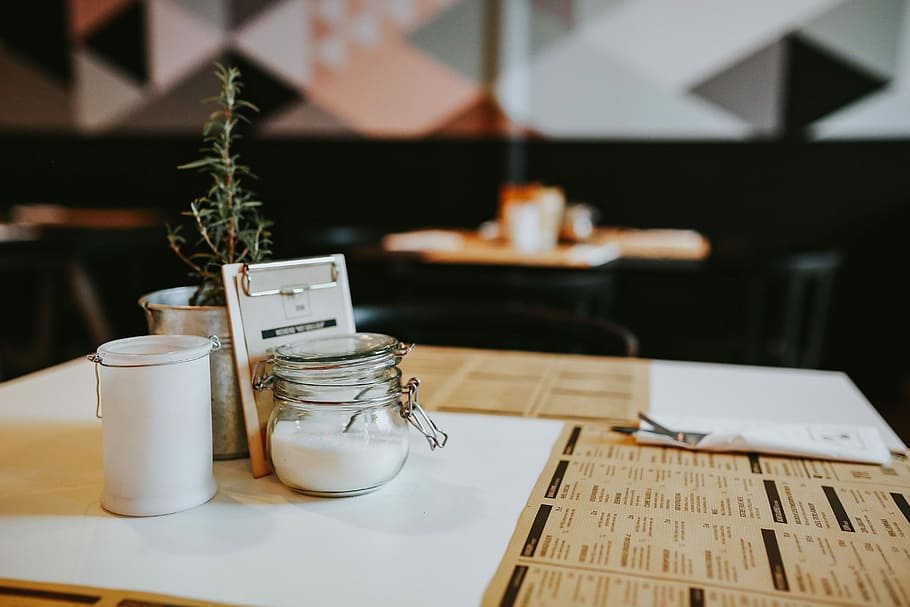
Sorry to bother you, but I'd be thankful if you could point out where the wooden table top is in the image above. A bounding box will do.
[382,227,711,268]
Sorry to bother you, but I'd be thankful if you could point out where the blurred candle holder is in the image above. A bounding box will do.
[561,203,598,242]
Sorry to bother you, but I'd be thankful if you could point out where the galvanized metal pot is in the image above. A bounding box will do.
[138,286,248,460]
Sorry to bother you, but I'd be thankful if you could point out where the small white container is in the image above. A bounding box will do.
[90,335,219,516]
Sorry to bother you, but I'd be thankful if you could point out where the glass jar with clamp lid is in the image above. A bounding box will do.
[253,333,447,497]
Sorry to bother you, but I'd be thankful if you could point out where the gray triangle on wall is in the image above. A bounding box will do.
[179,0,230,30]
[228,0,280,28]
[691,41,786,136]
[799,0,905,81]
[0,47,73,130]
[258,100,353,136]
[116,63,226,133]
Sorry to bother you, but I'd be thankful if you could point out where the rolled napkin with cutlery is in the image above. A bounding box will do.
[614,413,893,464]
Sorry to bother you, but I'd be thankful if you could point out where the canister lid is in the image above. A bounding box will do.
[96,335,215,367]
[276,333,398,364]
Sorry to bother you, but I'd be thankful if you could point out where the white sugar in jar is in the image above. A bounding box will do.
[90,334,219,516]
[269,419,409,494]
[255,333,447,497]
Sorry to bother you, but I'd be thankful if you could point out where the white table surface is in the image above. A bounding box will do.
[0,356,904,606]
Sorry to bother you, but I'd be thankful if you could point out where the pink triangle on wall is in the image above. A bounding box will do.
[68,0,134,40]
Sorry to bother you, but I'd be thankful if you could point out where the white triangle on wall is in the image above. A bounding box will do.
[386,0,417,27]
[892,0,910,90]
[579,0,843,91]
[317,35,348,70]
[799,0,905,82]
[74,50,145,132]
[148,0,226,91]
[318,0,346,24]
[497,36,750,138]
[813,89,910,139]
[234,0,311,88]
[350,11,381,48]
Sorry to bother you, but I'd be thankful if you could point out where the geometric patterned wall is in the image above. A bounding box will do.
[1,0,908,139]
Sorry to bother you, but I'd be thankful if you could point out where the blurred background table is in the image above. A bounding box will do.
[360,226,710,327]
[381,226,711,268]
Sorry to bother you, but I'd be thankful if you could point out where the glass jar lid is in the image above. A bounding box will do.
[275,333,399,366]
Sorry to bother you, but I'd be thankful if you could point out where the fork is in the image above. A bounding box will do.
[611,412,709,446]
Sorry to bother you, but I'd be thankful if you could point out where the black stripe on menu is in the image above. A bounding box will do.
[261,318,337,339]
[891,493,910,524]
[823,486,855,532]
[498,565,529,607]
[748,453,762,473]
[689,587,706,607]
[563,426,581,455]
[761,529,790,592]
[763,480,788,524]
[0,585,100,604]
[546,461,569,499]
[522,505,553,557]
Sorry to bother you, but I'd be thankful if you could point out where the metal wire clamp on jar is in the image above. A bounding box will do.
[252,333,447,497]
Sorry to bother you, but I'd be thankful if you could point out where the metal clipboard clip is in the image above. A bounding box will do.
[241,257,338,297]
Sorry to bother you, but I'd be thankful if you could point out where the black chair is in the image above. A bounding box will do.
[353,302,638,357]
[283,225,385,257]
[392,263,617,318]
[743,250,842,368]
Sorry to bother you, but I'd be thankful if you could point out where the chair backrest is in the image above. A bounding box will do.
[284,225,384,257]
[763,250,842,368]
[712,249,842,368]
[392,263,617,317]
[353,302,638,357]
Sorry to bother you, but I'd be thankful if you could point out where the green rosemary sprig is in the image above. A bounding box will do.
[168,63,273,306]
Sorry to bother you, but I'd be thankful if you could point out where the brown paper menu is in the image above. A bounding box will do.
[398,346,649,423]
[483,423,910,607]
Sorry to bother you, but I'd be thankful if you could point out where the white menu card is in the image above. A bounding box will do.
[223,255,355,477]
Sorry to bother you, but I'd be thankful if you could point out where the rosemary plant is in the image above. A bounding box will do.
[168,63,272,306]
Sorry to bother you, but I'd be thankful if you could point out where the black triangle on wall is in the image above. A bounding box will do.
[120,52,306,132]
[0,1,71,84]
[85,2,147,84]
[782,34,888,139]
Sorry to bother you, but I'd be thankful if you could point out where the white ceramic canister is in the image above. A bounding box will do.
[89,335,219,516]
